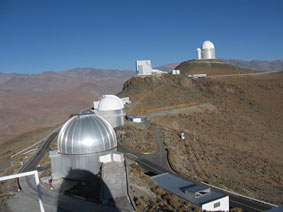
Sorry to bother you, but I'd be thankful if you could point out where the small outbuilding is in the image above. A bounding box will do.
[152,173,229,211]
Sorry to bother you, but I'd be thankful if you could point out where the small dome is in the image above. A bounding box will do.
[98,95,124,111]
[57,114,117,154]
[202,40,215,49]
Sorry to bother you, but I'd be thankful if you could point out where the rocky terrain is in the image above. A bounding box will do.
[118,61,283,205]
[0,68,134,145]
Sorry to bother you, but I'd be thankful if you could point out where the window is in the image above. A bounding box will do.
[214,202,220,208]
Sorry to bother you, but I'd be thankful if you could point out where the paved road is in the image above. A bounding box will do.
[141,104,211,119]
[19,129,59,173]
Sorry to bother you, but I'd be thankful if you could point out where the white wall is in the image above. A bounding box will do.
[99,154,112,163]
[113,153,124,162]
[93,101,99,110]
[202,196,229,212]
[136,60,152,75]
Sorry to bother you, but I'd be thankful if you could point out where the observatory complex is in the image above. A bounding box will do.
[196,40,216,60]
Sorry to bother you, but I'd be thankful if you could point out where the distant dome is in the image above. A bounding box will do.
[57,114,117,154]
[202,40,215,49]
[98,95,124,111]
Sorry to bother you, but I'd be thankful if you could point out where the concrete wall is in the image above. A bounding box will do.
[49,149,116,180]
[136,60,152,75]
[201,48,215,59]
[202,196,229,212]
[95,109,124,128]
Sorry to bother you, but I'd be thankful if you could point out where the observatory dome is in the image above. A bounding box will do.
[57,114,117,154]
[98,95,124,111]
[202,40,215,49]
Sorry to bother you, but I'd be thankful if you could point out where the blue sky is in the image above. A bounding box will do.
[0,0,282,74]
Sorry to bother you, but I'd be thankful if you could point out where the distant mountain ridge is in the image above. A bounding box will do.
[0,68,134,92]
[0,68,134,144]
[223,59,283,72]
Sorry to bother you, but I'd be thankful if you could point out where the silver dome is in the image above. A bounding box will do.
[57,114,117,154]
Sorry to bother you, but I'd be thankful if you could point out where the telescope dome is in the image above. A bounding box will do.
[202,40,215,49]
[57,114,117,154]
[98,95,124,111]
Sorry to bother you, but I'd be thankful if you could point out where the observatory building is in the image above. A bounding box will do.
[92,95,125,128]
[49,114,118,180]
[136,60,164,75]
[196,40,216,60]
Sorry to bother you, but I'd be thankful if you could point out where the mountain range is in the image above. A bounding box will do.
[0,68,134,144]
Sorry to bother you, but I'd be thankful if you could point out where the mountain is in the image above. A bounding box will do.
[118,62,283,205]
[223,59,283,72]
[0,68,134,144]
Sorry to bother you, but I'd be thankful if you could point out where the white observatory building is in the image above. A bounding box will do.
[92,95,125,128]
[136,60,164,75]
[49,114,117,180]
[196,40,216,60]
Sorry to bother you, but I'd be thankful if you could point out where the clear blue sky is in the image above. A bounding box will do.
[0,0,282,74]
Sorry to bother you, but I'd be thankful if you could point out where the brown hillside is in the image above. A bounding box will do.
[118,68,283,204]
[176,60,259,76]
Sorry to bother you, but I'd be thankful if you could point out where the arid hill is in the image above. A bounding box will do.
[0,68,134,144]
[118,62,283,204]
[157,58,283,73]
[175,60,258,76]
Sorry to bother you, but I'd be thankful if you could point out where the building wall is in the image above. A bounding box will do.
[95,109,124,128]
[50,149,116,180]
[201,48,215,59]
[201,196,229,212]
[136,60,152,75]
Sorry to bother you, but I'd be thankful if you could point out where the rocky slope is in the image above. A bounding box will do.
[118,62,283,204]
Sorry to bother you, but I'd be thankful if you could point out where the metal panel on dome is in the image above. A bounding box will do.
[57,115,117,155]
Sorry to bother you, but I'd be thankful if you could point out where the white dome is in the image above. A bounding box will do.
[202,40,215,49]
[57,114,117,154]
[98,95,124,111]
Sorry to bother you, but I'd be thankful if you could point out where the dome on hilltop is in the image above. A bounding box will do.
[98,95,124,111]
[202,40,215,49]
[57,114,117,154]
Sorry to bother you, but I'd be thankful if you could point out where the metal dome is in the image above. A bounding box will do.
[57,114,117,154]
[202,40,215,49]
[98,95,124,111]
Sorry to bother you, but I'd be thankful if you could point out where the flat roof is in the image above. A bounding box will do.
[180,184,210,193]
[151,173,227,206]
[265,206,283,212]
